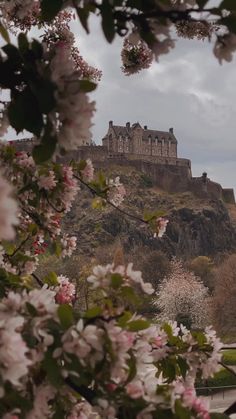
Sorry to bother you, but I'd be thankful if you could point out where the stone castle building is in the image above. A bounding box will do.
[12,121,235,204]
[102,121,177,158]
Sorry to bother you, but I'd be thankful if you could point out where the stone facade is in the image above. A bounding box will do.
[102,121,177,158]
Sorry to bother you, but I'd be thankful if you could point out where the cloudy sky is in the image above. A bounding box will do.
[72,13,236,193]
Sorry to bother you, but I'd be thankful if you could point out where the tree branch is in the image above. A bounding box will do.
[8,234,31,258]
[74,174,148,225]
[65,377,96,405]
[219,361,236,378]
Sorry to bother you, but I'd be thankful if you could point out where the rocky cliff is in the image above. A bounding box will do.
[63,165,236,262]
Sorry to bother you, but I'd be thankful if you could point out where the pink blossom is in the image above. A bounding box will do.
[50,43,96,150]
[61,234,77,258]
[55,275,76,305]
[126,380,144,399]
[107,176,126,207]
[37,171,57,190]
[154,217,169,238]
[121,37,153,75]
[0,173,18,240]
[26,384,56,419]
[81,159,94,182]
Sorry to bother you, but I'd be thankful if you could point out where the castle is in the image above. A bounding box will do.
[102,121,177,158]
[12,121,235,204]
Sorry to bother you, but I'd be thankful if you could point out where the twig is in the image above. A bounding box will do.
[8,234,31,257]
[74,174,148,225]
[219,361,236,378]
[44,192,66,213]
[65,377,96,405]
[32,272,44,287]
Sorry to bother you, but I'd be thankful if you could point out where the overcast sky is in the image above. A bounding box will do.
[72,14,236,193]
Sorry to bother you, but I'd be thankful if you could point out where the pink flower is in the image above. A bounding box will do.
[61,235,77,258]
[126,380,144,399]
[37,171,57,190]
[81,159,94,182]
[0,173,18,240]
[55,275,76,305]
[154,217,169,238]
[107,177,126,206]
[121,37,153,75]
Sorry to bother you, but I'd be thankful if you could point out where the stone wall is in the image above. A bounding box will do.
[11,140,235,204]
[190,177,235,204]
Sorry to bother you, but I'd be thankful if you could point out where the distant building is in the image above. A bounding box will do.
[102,121,177,158]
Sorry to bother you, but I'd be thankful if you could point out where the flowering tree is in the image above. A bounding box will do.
[155,259,210,329]
[0,1,234,418]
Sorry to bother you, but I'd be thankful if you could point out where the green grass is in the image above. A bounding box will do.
[222,349,236,365]
[196,368,236,395]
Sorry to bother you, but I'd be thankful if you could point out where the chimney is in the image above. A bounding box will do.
[126,122,130,129]
[169,127,174,134]
[144,125,147,130]
[109,120,113,127]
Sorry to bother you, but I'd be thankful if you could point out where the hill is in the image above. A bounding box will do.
[63,164,236,263]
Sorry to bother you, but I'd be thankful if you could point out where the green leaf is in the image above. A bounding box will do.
[220,0,236,10]
[177,356,189,379]
[32,136,57,164]
[8,89,43,136]
[31,39,44,59]
[0,22,10,43]
[210,414,230,419]
[100,0,115,43]
[2,44,21,63]
[175,399,191,419]
[85,306,102,319]
[41,0,63,21]
[43,350,63,387]
[77,7,90,33]
[127,319,150,332]
[25,302,38,317]
[80,80,97,92]
[117,311,132,327]
[220,16,236,33]
[58,304,74,329]
[125,351,137,384]
[111,273,123,289]
[18,33,29,54]
[43,272,59,287]
[32,79,56,113]
[191,330,207,346]
[196,0,209,8]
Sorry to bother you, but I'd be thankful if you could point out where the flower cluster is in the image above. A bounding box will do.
[0,243,223,418]
[121,36,153,75]
[107,176,126,206]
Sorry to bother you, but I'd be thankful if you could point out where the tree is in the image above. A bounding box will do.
[188,256,214,291]
[212,254,236,337]
[0,1,230,418]
[132,248,171,292]
[155,259,210,329]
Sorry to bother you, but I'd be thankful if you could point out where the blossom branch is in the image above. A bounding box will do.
[74,175,148,225]
[8,234,31,257]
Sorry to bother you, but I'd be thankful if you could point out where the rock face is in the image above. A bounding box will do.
[166,202,236,258]
[64,165,236,261]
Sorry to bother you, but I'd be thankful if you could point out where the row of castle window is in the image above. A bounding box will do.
[118,138,174,147]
